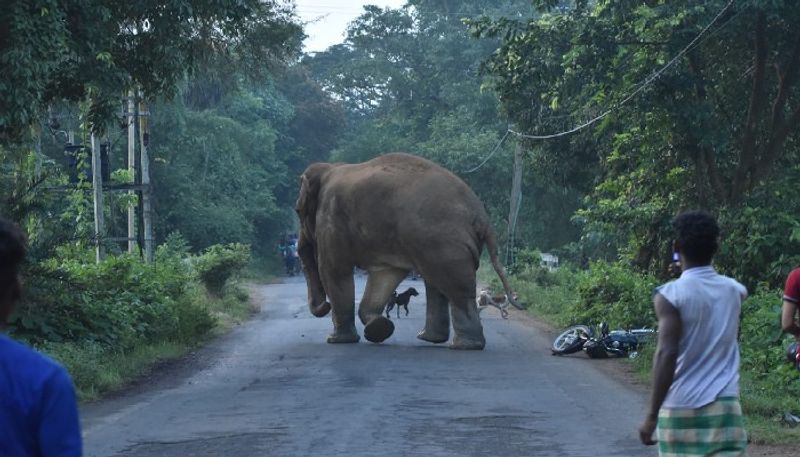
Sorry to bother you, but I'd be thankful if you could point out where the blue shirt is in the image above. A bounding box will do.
[1,335,82,456]
[656,266,747,408]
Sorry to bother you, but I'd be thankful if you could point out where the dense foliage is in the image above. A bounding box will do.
[194,243,251,296]
[13,244,212,347]
[11,238,252,398]
[305,0,581,251]
[470,0,800,286]
[3,0,800,430]
[509,260,800,438]
[0,0,302,141]
[0,0,327,396]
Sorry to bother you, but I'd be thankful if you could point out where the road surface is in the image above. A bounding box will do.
[82,275,657,457]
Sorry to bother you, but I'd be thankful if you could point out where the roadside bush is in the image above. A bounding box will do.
[567,261,657,328]
[739,288,800,392]
[11,252,214,348]
[509,248,559,287]
[7,239,255,399]
[510,260,657,328]
[193,243,251,296]
[510,265,577,325]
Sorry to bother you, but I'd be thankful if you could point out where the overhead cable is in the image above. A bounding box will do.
[462,129,510,173]
[509,0,736,140]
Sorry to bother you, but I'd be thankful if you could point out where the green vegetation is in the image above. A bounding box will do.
[506,254,800,444]
[0,1,326,399]
[194,243,251,297]
[3,0,800,444]
[10,235,253,400]
[469,1,800,444]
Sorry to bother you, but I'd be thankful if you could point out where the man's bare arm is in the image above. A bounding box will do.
[647,293,682,419]
[639,293,682,445]
[782,300,800,339]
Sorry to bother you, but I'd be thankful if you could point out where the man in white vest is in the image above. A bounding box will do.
[639,210,748,456]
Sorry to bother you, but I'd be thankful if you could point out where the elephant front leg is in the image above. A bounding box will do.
[322,268,360,344]
[417,283,450,344]
[358,268,407,343]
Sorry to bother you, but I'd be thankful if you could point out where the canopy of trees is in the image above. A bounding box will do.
[467,0,800,286]
[305,0,582,252]
[1,0,342,261]
[3,0,800,287]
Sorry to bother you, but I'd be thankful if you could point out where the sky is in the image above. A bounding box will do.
[294,0,408,53]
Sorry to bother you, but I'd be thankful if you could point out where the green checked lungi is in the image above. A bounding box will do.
[657,397,748,457]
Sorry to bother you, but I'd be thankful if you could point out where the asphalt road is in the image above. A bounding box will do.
[82,275,657,457]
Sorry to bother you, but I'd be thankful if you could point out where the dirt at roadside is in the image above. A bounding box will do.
[509,309,796,457]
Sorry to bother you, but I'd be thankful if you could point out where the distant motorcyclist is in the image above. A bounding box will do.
[290,237,300,275]
[278,237,294,275]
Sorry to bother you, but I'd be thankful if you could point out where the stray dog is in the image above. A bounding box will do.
[385,287,419,318]
[477,288,517,319]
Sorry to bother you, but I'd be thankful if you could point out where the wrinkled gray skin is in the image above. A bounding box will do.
[295,153,519,350]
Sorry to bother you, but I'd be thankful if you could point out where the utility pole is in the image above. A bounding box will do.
[506,139,524,266]
[91,132,106,263]
[139,98,154,263]
[127,91,137,254]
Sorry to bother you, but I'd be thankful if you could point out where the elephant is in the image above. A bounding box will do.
[295,153,521,350]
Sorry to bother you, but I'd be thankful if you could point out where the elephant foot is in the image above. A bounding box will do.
[327,331,360,344]
[416,329,449,344]
[363,316,395,343]
[449,335,486,350]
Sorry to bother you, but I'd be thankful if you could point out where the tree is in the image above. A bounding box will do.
[0,0,302,142]
[306,1,579,251]
[472,1,800,276]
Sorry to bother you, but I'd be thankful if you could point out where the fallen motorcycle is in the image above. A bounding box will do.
[551,322,656,358]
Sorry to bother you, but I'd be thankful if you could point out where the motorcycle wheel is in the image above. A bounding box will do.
[552,324,592,355]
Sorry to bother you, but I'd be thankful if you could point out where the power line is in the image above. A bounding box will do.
[509,0,736,141]
[462,129,510,174]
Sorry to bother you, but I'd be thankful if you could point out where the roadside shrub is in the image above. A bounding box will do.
[193,243,251,296]
[10,251,214,349]
[568,261,658,328]
[37,341,112,397]
[509,248,561,287]
[510,265,577,325]
[739,287,800,392]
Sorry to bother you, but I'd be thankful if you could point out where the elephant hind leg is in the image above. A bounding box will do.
[449,295,485,350]
[359,268,407,343]
[424,261,484,350]
[417,282,450,344]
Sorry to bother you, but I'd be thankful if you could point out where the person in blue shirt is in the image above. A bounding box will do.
[1,217,82,456]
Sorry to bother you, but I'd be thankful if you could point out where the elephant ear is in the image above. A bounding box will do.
[295,163,332,238]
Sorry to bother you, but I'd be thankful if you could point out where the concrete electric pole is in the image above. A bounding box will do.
[91,132,106,263]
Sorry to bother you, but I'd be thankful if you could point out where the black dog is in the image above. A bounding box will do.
[385,287,419,318]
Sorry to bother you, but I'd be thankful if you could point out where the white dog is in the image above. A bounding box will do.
[477,288,517,319]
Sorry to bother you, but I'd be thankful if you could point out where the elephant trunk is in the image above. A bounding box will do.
[296,163,334,318]
[298,232,331,318]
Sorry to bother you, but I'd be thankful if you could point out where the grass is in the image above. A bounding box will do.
[509,266,800,446]
[242,256,282,284]
[208,281,259,333]
[44,341,188,401]
[739,374,800,445]
[41,280,259,401]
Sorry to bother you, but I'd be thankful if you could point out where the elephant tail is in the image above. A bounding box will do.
[482,225,524,311]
